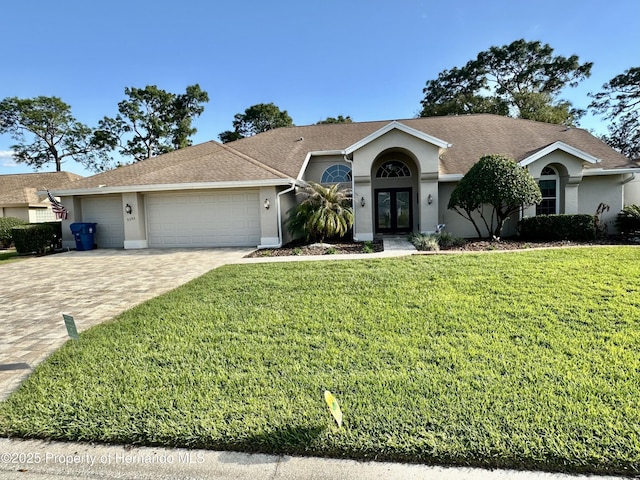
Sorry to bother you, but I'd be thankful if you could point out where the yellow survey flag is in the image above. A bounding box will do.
[324,390,343,428]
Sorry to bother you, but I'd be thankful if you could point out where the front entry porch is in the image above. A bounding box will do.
[374,188,413,234]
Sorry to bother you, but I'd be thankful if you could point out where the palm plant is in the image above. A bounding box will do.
[287,182,354,243]
[615,204,640,235]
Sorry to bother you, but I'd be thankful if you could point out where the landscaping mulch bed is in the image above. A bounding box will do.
[246,239,384,257]
[246,236,639,257]
[443,236,640,252]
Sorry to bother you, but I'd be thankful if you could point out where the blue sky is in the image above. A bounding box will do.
[1,0,638,176]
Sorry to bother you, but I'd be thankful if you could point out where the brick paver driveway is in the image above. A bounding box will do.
[0,247,253,400]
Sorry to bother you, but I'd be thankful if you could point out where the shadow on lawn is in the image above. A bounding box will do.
[221,424,326,459]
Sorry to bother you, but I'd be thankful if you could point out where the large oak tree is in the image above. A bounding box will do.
[420,39,592,126]
[97,84,209,163]
[589,67,640,160]
[0,96,110,172]
[219,103,293,143]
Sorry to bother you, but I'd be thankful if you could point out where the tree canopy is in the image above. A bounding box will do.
[0,96,110,172]
[218,103,293,143]
[316,115,353,124]
[448,154,541,238]
[96,84,209,164]
[589,66,640,160]
[420,39,592,125]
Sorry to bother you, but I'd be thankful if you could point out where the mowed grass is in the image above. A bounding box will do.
[0,250,17,263]
[1,247,640,474]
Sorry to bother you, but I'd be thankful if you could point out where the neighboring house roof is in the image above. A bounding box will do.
[61,141,291,192]
[0,172,83,207]
[51,114,636,194]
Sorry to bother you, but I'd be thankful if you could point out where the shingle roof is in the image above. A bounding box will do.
[64,141,290,191]
[229,114,635,177]
[0,172,83,206]
[54,114,636,192]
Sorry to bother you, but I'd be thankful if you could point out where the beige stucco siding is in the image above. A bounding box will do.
[303,156,350,184]
[437,182,520,238]
[624,175,640,206]
[1,207,29,222]
[579,175,624,232]
[279,186,298,245]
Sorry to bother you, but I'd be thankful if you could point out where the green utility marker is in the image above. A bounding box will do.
[62,314,79,340]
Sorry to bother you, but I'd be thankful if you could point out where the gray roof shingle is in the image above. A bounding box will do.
[53,114,636,192]
[0,172,83,206]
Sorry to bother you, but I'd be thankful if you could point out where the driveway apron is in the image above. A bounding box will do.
[0,248,252,400]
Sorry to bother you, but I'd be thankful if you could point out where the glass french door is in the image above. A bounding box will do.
[375,188,412,233]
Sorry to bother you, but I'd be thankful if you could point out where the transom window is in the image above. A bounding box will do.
[536,166,559,215]
[376,160,411,178]
[321,164,352,183]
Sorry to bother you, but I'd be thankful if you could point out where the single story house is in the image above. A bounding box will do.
[0,172,83,223]
[50,114,640,250]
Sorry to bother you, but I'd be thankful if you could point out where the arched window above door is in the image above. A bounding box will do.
[376,160,411,178]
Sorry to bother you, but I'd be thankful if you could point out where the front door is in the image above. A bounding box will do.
[375,188,412,234]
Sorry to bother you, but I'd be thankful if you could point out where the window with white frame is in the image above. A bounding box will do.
[321,164,352,183]
[536,166,559,215]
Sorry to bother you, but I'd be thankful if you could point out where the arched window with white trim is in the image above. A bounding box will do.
[321,164,352,183]
[376,160,411,178]
[536,166,559,215]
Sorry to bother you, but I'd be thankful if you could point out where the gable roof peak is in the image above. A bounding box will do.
[344,120,451,154]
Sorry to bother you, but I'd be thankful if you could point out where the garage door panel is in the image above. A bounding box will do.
[147,191,260,247]
[81,196,125,248]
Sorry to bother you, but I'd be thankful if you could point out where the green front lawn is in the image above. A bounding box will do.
[1,247,639,474]
[0,250,18,263]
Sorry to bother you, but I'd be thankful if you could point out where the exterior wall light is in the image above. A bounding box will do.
[360,197,366,207]
[427,194,433,205]
[125,204,132,214]
[264,199,270,209]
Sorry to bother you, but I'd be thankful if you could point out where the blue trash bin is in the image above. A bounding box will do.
[70,223,97,251]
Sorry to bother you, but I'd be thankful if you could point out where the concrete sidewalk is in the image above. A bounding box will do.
[0,438,626,480]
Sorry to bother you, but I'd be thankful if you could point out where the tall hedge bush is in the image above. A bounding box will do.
[0,217,28,247]
[518,214,596,241]
[12,224,56,255]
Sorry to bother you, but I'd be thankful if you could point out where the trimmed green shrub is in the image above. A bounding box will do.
[42,221,63,250]
[518,214,596,241]
[615,205,640,235]
[0,217,28,248]
[12,224,56,255]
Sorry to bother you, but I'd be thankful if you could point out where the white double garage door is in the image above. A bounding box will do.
[81,190,261,248]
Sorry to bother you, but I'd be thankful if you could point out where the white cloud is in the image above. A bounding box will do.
[0,150,17,167]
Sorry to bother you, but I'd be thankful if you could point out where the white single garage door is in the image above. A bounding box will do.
[81,196,125,248]
[146,191,261,247]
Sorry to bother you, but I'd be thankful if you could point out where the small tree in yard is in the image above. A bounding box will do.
[287,182,354,243]
[448,155,541,239]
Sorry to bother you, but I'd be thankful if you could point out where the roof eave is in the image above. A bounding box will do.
[582,167,640,176]
[345,120,452,154]
[519,141,602,166]
[46,178,296,196]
